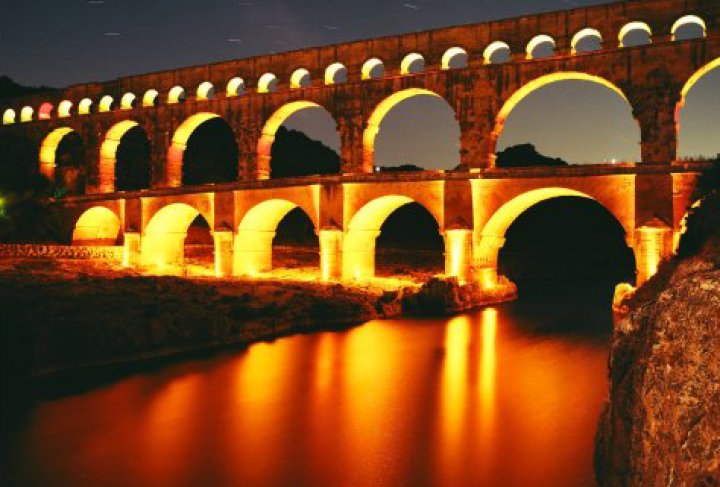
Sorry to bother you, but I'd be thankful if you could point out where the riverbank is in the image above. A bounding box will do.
[0,257,515,382]
[595,239,720,486]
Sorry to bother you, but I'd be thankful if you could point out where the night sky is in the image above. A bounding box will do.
[1,0,718,166]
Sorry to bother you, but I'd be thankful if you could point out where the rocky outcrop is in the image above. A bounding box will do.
[596,252,720,486]
[401,276,517,315]
[0,244,122,261]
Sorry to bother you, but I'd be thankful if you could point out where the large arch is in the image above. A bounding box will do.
[492,72,634,164]
[476,187,633,287]
[363,88,459,172]
[676,57,720,159]
[234,199,318,276]
[166,112,233,187]
[343,195,441,280]
[39,127,82,187]
[72,207,122,246]
[100,120,151,192]
[141,202,212,271]
[257,101,338,179]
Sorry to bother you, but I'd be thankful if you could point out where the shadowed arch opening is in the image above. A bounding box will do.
[672,15,706,41]
[227,77,245,97]
[40,127,86,194]
[120,93,137,110]
[58,100,73,118]
[362,58,385,80]
[168,86,186,104]
[197,81,215,100]
[484,41,511,64]
[143,89,159,107]
[141,203,213,273]
[401,53,425,74]
[235,200,319,276]
[676,58,720,160]
[78,98,93,115]
[494,72,639,165]
[344,195,442,280]
[99,96,114,112]
[442,47,468,70]
[100,121,151,191]
[2,109,15,125]
[72,207,122,246]
[478,188,635,292]
[619,21,652,48]
[526,35,556,59]
[325,63,347,84]
[290,68,312,89]
[259,101,340,179]
[258,73,278,93]
[571,28,602,54]
[364,88,460,171]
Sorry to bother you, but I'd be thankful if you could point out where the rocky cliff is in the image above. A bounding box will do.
[596,244,720,486]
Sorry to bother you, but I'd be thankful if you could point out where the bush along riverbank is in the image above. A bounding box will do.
[0,258,516,382]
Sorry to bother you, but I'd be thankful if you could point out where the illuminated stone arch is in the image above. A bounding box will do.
[492,72,633,162]
[196,81,215,100]
[290,68,312,89]
[526,34,556,59]
[618,21,652,48]
[38,102,54,120]
[142,89,159,107]
[675,57,720,159]
[362,88,455,172]
[441,47,468,70]
[400,53,425,75]
[98,120,146,193]
[39,127,76,181]
[120,93,137,110]
[362,58,385,80]
[234,199,319,276]
[2,108,15,125]
[141,202,213,271]
[99,95,115,112]
[20,106,33,122]
[72,206,122,246]
[258,73,278,93]
[58,100,73,118]
[166,112,233,187]
[671,15,706,41]
[257,100,338,179]
[226,77,245,97]
[168,85,186,104]
[476,187,633,287]
[483,41,511,64]
[343,194,442,280]
[571,28,603,54]
[325,63,347,85]
[78,98,93,115]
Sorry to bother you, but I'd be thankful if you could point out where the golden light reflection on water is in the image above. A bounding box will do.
[10,305,610,487]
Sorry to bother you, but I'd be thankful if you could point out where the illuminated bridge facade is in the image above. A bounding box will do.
[1,0,718,286]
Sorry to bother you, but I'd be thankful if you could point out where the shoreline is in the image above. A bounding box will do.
[0,258,515,389]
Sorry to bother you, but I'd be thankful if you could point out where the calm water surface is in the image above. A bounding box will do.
[3,283,613,487]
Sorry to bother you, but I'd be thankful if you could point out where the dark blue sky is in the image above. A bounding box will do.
[1,0,717,165]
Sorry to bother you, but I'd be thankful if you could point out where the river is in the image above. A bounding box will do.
[2,281,614,487]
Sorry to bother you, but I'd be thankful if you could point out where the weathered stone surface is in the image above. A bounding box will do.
[0,244,122,261]
[596,253,720,486]
[401,276,517,315]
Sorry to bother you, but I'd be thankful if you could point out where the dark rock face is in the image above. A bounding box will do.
[596,256,720,486]
[401,276,517,315]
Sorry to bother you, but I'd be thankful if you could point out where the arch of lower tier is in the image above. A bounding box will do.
[475,187,636,287]
[140,202,214,270]
[343,194,442,280]
[234,198,319,276]
[362,88,451,173]
[256,100,336,180]
[491,72,634,162]
[72,206,122,246]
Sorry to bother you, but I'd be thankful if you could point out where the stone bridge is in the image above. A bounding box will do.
[1,0,717,286]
